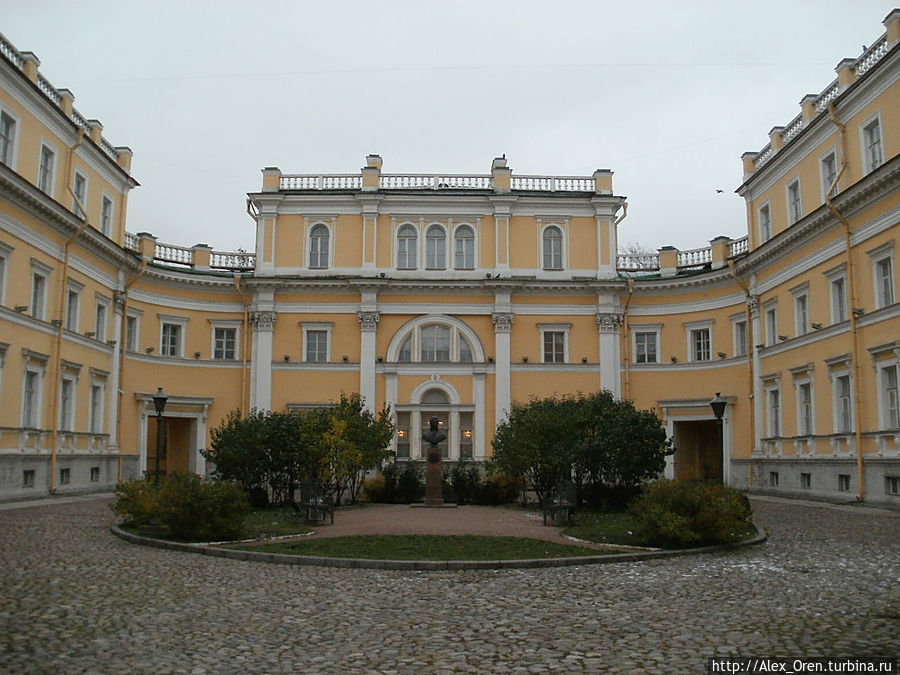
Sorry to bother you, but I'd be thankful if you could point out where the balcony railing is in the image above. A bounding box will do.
[279,172,598,192]
[616,235,750,274]
[123,232,256,271]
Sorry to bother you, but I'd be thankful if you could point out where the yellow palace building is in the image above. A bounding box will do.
[1,11,898,505]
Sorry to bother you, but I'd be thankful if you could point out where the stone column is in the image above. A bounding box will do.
[249,310,276,411]
[492,312,514,426]
[108,288,126,450]
[357,311,379,411]
[596,312,623,398]
[748,295,763,460]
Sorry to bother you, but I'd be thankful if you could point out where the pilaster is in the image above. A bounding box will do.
[249,310,276,411]
[358,311,380,411]
[596,312,623,398]
[491,311,514,426]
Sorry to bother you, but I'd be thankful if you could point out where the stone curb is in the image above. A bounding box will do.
[110,523,768,571]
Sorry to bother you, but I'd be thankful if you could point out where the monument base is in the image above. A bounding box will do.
[425,447,443,506]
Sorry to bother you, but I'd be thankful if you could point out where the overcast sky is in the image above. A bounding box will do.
[3,1,891,253]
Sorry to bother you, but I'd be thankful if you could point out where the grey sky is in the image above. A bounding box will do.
[3,1,890,253]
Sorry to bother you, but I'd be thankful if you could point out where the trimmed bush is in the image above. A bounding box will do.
[629,480,753,548]
[156,473,249,541]
[111,477,159,527]
[473,471,522,505]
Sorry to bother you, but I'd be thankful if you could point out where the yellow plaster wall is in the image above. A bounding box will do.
[334,215,363,268]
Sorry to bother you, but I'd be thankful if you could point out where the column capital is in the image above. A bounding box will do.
[249,311,277,331]
[357,311,380,332]
[491,312,514,333]
[596,312,623,333]
[747,295,760,318]
[113,290,127,311]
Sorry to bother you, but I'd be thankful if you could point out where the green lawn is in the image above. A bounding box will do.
[121,506,313,542]
[231,534,607,560]
[564,511,646,546]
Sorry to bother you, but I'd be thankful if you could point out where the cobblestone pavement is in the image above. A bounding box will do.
[0,497,897,674]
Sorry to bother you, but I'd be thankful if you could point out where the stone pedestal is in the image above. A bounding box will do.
[424,447,444,506]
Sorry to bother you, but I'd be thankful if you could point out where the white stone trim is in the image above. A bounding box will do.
[209,319,242,361]
[158,313,188,358]
[301,321,333,363]
[859,109,884,175]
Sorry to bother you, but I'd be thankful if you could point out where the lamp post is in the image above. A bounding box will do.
[710,392,727,484]
[152,387,168,489]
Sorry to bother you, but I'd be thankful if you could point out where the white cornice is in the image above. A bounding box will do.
[628,292,746,316]
[127,287,244,313]
[125,353,244,368]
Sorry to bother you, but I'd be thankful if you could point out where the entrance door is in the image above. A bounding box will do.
[673,420,722,482]
[145,417,193,480]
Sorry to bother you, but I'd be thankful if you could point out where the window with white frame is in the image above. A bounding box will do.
[633,326,660,364]
[880,363,899,429]
[797,380,813,436]
[454,225,475,270]
[396,224,417,270]
[30,261,51,320]
[125,313,139,352]
[94,297,109,341]
[425,225,446,270]
[159,315,188,357]
[861,115,883,173]
[0,241,11,306]
[100,196,113,237]
[540,324,570,364]
[395,411,410,458]
[733,317,747,357]
[22,365,43,428]
[764,303,777,346]
[58,376,75,431]
[0,110,16,167]
[786,179,802,225]
[302,322,332,363]
[820,150,837,198]
[687,323,712,362]
[766,385,781,437]
[834,372,853,434]
[395,322,476,363]
[792,286,809,336]
[868,243,894,309]
[38,143,55,194]
[758,203,771,243]
[72,171,87,218]
[65,282,81,332]
[213,326,238,360]
[825,266,848,323]
[89,380,104,434]
[308,223,329,269]
[542,225,563,270]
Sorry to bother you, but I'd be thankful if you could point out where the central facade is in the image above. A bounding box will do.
[247,157,627,462]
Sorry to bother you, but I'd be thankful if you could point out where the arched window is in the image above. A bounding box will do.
[421,324,451,361]
[421,389,450,405]
[459,335,473,362]
[397,224,417,269]
[454,225,475,270]
[425,225,446,269]
[542,225,563,270]
[398,336,412,362]
[308,224,329,268]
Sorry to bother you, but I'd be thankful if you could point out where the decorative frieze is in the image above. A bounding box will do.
[357,311,380,332]
[249,311,277,331]
[595,312,623,333]
[491,312,514,333]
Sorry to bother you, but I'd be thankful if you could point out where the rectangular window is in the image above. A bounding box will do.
[882,365,899,429]
[836,374,852,433]
[38,145,55,193]
[214,327,237,360]
[100,196,113,236]
[396,412,410,459]
[787,180,802,225]
[765,307,777,346]
[838,474,851,492]
[22,370,39,428]
[769,472,779,487]
[95,302,107,341]
[542,331,566,364]
[733,320,747,357]
[90,467,100,482]
[459,411,474,460]
[821,152,837,197]
[90,383,104,434]
[421,326,451,362]
[72,172,87,218]
[863,118,883,172]
[798,382,813,436]
[60,468,70,485]
[31,272,46,319]
[800,472,811,489]
[125,316,138,352]
[634,331,658,364]
[691,328,711,361]
[59,378,74,431]
[768,388,780,437]
[65,289,79,332]
[23,469,35,488]
[161,323,181,357]
[758,204,771,243]
[875,257,894,308]
[886,476,899,496]
[0,111,15,166]
[831,276,847,323]
[794,293,808,336]
[305,330,328,363]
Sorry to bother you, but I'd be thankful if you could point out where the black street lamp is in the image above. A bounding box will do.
[152,387,168,489]
[710,392,727,484]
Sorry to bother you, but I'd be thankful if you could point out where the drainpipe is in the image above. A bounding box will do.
[621,278,635,400]
[728,259,756,488]
[114,256,147,482]
[826,103,865,501]
[48,130,87,492]
[233,273,250,416]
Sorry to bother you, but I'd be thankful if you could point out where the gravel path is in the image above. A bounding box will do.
[0,495,897,673]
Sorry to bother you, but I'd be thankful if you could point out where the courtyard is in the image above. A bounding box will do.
[0,496,897,673]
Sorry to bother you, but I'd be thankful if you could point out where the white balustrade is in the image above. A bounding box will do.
[154,242,193,266]
[0,32,24,67]
[210,250,256,270]
[854,36,888,77]
[616,253,660,271]
[123,232,139,252]
[36,74,60,104]
[677,247,713,268]
[730,236,749,257]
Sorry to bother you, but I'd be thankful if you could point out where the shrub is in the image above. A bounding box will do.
[396,462,425,503]
[474,471,522,505]
[365,462,425,503]
[446,462,480,504]
[156,473,249,541]
[629,480,753,548]
[363,474,386,502]
[111,477,159,526]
